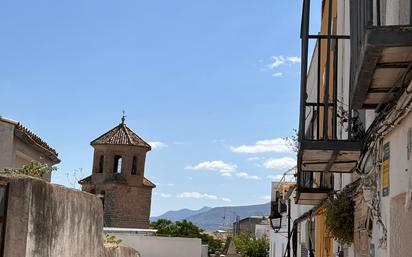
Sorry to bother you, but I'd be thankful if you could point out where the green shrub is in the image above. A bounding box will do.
[325,191,354,244]
[233,233,269,257]
[150,219,223,253]
[3,161,56,178]
[104,235,122,245]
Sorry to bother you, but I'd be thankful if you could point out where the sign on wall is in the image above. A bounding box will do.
[382,142,390,197]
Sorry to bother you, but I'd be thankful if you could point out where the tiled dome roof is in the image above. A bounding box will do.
[90,123,151,149]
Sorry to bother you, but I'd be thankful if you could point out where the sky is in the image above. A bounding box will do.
[0,0,320,216]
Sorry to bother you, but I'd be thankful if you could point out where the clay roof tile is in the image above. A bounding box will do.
[90,123,151,149]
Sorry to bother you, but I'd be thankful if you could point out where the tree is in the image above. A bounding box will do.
[234,233,269,257]
[150,219,177,235]
[200,233,223,254]
[150,219,223,253]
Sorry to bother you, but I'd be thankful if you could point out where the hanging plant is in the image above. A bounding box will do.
[325,191,355,244]
[337,106,365,140]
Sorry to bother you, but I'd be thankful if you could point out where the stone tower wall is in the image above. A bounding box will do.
[92,144,147,186]
[100,184,153,229]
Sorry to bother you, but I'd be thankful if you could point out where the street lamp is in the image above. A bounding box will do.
[270,215,282,231]
[269,201,283,231]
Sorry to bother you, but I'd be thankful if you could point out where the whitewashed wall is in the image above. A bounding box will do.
[109,234,202,257]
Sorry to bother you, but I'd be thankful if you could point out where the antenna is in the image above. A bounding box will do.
[221,207,226,229]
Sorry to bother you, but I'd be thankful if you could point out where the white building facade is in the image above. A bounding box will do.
[294,0,412,257]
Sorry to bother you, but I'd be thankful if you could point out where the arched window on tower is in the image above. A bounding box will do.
[113,155,122,173]
[131,156,137,175]
[98,155,104,173]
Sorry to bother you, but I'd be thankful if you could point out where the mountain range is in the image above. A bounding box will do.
[151,203,270,231]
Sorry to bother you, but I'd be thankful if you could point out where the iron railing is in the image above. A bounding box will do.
[350,0,412,100]
[299,0,357,143]
[297,171,334,191]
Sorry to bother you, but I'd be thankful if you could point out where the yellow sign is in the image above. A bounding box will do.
[382,143,390,197]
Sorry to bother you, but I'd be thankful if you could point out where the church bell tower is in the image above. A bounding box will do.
[79,116,155,229]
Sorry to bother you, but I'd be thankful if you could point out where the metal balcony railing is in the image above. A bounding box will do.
[297,171,333,191]
[350,0,412,109]
[298,0,362,175]
[296,171,334,205]
[300,0,356,142]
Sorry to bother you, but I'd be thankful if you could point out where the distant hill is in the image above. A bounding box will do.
[151,206,212,222]
[151,203,270,231]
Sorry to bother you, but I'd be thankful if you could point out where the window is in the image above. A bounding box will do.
[98,155,104,173]
[131,156,137,175]
[113,155,122,173]
[0,184,8,257]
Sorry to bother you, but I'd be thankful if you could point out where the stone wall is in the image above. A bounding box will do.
[2,174,104,257]
[100,184,152,229]
[104,245,141,257]
[92,144,147,186]
[0,174,141,257]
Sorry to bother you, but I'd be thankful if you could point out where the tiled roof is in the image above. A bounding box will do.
[143,177,156,188]
[0,116,60,163]
[78,175,92,185]
[91,123,151,149]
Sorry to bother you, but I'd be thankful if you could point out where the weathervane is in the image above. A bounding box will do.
[121,110,126,124]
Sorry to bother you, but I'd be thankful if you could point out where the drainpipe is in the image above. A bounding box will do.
[287,198,291,257]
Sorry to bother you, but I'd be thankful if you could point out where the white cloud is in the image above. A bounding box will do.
[149,141,168,150]
[266,55,301,70]
[176,192,230,202]
[236,172,261,180]
[267,174,283,180]
[177,192,218,200]
[230,138,292,154]
[185,161,237,174]
[267,174,295,182]
[261,195,271,200]
[221,173,232,177]
[267,56,285,69]
[272,72,283,77]
[160,193,172,198]
[263,157,296,170]
[247,157,261,161]
[287,56,301,64]
[156,182,175,187]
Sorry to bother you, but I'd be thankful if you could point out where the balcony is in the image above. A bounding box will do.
[295,171,334,205]
[351,0,412,109]
[298,0,362,177]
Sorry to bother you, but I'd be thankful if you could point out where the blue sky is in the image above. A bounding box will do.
[0,0,317,216]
